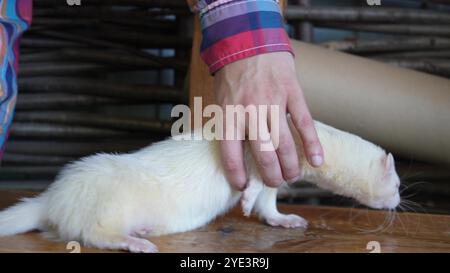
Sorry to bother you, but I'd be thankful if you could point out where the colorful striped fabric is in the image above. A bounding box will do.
[189,0,293,74]
[0,0,32,159]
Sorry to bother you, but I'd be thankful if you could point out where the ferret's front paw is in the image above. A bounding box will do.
[241,181,263,217]
[241,196,254,217]
[266,214,308,229]
[126,236,158,253]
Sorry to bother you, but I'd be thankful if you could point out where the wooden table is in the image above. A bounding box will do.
[0,190,448,253]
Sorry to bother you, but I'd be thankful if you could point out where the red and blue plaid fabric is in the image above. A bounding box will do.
[190,0,293,74]
[0,0,32,159]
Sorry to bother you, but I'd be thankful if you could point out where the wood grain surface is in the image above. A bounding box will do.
[0,190,448,253]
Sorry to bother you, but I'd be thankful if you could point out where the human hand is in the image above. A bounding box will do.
[214,51,324,190]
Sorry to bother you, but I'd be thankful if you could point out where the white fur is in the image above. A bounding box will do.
[0,120,400,252]
[291,121,400,209]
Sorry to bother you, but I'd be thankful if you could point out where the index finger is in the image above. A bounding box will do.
[287,92,324,167]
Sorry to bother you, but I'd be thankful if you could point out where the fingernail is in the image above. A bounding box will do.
[287,175,301,183]
[311,155,323,167]
[235,179,248,191]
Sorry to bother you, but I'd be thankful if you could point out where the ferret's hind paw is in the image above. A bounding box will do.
[266,214,308,229]
[126,236,158,253]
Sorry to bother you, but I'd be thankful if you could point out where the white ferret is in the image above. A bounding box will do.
[0,120,400,253]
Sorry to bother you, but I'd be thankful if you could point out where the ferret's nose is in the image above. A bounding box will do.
[384,192,400,209]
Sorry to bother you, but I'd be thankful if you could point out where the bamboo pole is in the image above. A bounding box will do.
[20,38,87,48]
[20,51,73,62]
[13,111,173,133]
[321,37,450,53]
[15,93,125,110]
[368,50,450,59]
[30,18,100,28]
[4,140,152,156]
[375,58,450,77]
[0,166,60,178]
[60,49,188,71]
[37,29,148,51]
[0,180,53,190]
[34,7,190,19]
[100,18,178,31]
[318,23,450,37]
[425,0,450,4]
[34,0,187,8]
[403,182,450,197]
[396,161,450,182]
[31,17,177,31]
[85,25,192,48]
[19,49,188,71]
[277,186,333,199]
[293,0,313,42]
[10,122,137,139]
[2,153,75,166]
[285,7,450,24]
[19,62,109,77]
[36,30,187,70]
[18,77,184,103]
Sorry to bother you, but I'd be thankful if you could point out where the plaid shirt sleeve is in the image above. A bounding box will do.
[189,0,293,74]
[0,0,32,158]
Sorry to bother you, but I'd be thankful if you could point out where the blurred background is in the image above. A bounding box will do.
[1,0,449,214]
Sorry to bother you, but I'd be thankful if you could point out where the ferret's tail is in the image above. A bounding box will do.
[0,196,46,236]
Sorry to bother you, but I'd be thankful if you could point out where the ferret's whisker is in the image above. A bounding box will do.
[348,207,357,223]
[400,184,416,195]
[400,181,430,195]
[399,199,425,235]
[380,210,394,233]
[357,209,393,234]
[381,210,393,234]
[402,200,422,233]
[355,208,372,233]
[399,183,409,193]
[400,192,419,200]
[389,210,396,233]
[396,208,409,235]
[348,205,365,223]
[393,209,398,231]
[351,207,369,233]
[400,200,418,214]
[387,209,397,233]
[402,199,424,211]
[403,199,427,215]
[397,180,428,234]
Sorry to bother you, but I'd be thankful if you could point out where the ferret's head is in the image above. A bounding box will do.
[305,123,401,211]
[356,152,401,210]
[334,140,401,210]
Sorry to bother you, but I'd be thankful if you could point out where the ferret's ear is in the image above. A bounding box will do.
[384,153,395,176]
